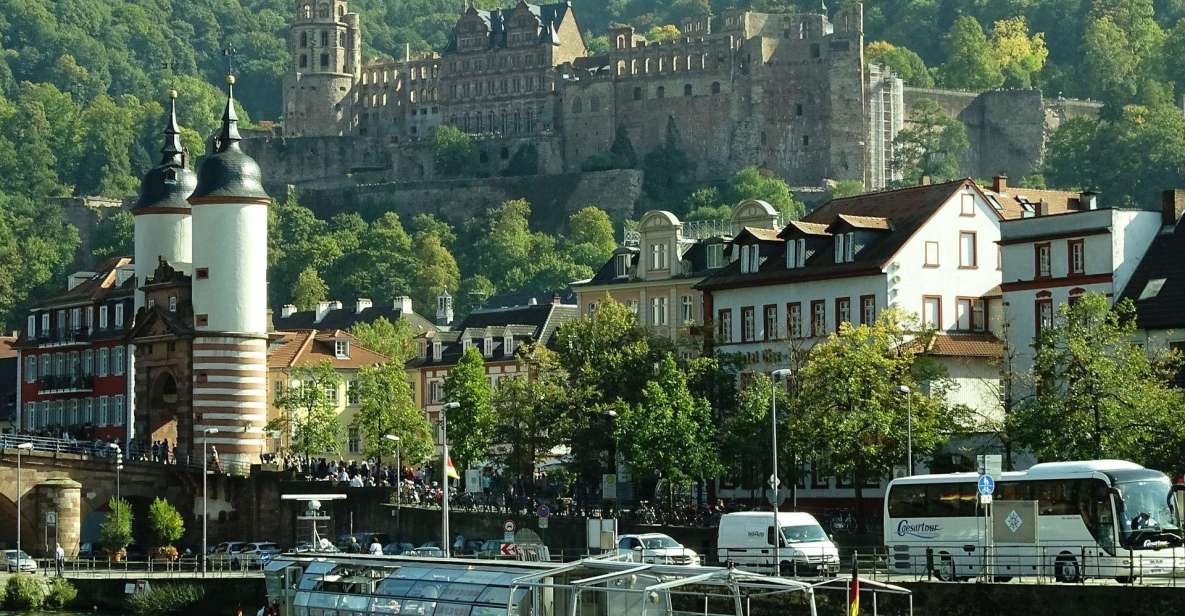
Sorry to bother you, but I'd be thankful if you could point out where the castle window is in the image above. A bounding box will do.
[811,43,820,58]
[802,135,810,146]
[320,53,330,68]
[796,103,803,116]
[321,31,329,46]
[318,3,330,18]
[572,97,582,113]
[711,81,721,94]
[684,84,693,97]
[338,5,345,17]
[633,87,642,101]
[339,32,344,47]
[302,4,311,19]
[300,54,308,68]
[300,32,308,48]
[656,86,665,98]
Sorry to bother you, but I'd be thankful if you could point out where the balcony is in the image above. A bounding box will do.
[32,328,92,348]
[38,375,95,394]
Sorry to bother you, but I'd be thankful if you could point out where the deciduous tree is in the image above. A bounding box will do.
[147,497,184,550]
[292,266,328,311]
[352,361,435,467]
[938,16,1003,90]
[267,362,343,462]
[891,99,970,185]
[441,347,495,471]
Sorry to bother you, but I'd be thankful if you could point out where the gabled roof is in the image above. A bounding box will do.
[273,304,436,335]
[410,303,578,368]
[1119,219,1185,330]
[981,186,1085,220]
[698,179,978,291]
[733,227,782,243]
[37,257,134,308]
[779,221,831,238]
[833,214,892,231]
[267,330,390,371]
[925,333,1004,358]
[446,2,571,51]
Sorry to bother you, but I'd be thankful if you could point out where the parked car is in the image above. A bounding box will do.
[235,542,282,565]
[293,540,338,554]
[383,542,416,556]
[209,541,248,563]
[1,550,37,573]
[616,533,701,566]
[716,511,839,576]
[408,544,446,558]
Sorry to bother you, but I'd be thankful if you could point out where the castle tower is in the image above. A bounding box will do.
[188,76,271,465]
[131,90,195,310]
[282,0,360,136]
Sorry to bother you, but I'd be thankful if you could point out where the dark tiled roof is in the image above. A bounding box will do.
[698,179,976,291]
[481,289,575,310]
[447,2,571,51]
[581,247,639,285]
[39,257,135,307]
[780,221,831,238]
[273,304,436,335]
[1119,220,1185,330]
[411,303,578,368]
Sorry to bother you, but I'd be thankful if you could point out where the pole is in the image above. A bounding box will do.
[906,395,913,476]
[771,376,780,576]
[16,448,22,569]
[442,409,450,558]
[396,442,402,535]
[202,434,208,576]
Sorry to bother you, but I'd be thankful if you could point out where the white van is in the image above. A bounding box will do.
[717,511,839,576]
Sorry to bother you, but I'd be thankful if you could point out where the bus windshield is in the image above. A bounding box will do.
[1116,479,1181,545]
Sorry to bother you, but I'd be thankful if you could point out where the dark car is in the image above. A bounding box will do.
[383,542,416,556]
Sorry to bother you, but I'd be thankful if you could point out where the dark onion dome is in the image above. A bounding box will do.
[190,75,269,202]
[132,90,197,213]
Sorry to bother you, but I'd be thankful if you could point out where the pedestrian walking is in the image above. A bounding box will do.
[54,543,65,576]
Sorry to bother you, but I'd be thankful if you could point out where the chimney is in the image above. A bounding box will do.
[394,296,413,313]
[551,292,562,305]
[1080,191,1099,211]
[992,175,1007,192]
[281,304,298,318]
[919,176,931,186]
[1162,189,1185,226]
[1036,200,1052,217]
[355,298,372,314]
[314,301,334,323]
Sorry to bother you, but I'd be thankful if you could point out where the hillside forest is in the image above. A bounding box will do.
[3,0,1185,327]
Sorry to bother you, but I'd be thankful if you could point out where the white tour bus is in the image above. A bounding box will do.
[884,460,1185,582]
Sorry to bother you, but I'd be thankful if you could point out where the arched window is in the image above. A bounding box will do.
[302,4,312,19]
[339,32,344,47]
[631,59,639,74]
[711,81,721,94]
[338,5,345,17]
[616,36,625,49]
[644,58,653,73]
[318,3,330,18]
[616,60,626,76]
[684,84,693,97]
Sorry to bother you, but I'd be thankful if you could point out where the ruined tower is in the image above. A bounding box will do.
[282,0,361,136]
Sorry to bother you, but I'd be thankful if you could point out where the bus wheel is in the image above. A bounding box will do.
[935,555,957,582]
[1054,554,1081,583]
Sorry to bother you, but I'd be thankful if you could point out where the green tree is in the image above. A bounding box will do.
[865,41,935,87]
[1043,117,1100,190]
[441,347,496,471]
[788,309,962,529]
[352,361,435,466]
[565,206,617,269]
[99,497,134,557]
[728,166,804,220]
[938,16,1004,90]
[719,373,788,498]
[615,355,720,490]
[1082,0,1166,106]
[411,232,460,312]
[989,17,1049,88]
[891,99,970,185]
[830,179,867,199]
[644,24,681,43]
[608,124,638,168]
[492,344,570,486]
[351,316,416,363]
[1008,294,1185,469]
[76,94,140,197]
[432,124,477,177]
[502,143,538,176]
[147,497,185,550]
[292,266,328,311]
[267,362,342,462]
[91,210,135,261]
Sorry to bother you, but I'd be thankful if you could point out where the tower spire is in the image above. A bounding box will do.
[161,89,185,167]
[216,74,242,152]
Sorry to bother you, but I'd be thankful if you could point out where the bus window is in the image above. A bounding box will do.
[1081,479,1115,552]
[1035,480,1078,516]
[928,483,975,517]
[887,484,926,517]
[994,480,1032,501]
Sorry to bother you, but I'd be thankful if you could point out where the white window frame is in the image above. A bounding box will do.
[99,306,108,329]
[348,427,361,454]
[41,313,49,334]
[112,347,123,376]
[740,245,751,273]
[27,315,35,338]
[25,402,36,430]
[650,242,668,270]
[680,296,693,324]
[334,338,350,359]
[98,348,109,377]
[788,304,802,338]
[347,380,359,405]
[844,232,855,262]
[1070,240,1085,274]
[71,307,81,330]
[707,244,724,269]
[98,396,109,426]
[718,309,733,343]
[25,356,36,382]
[749,244,761,272]
[615,253,630,277]
[114,303,124,327]
[651,296,668,326]
[742,307,756,342]
[169,296,178,312]
[83,398,93,424]
[112,395,124,426]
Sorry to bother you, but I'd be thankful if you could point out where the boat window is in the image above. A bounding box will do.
[434,603,473,616]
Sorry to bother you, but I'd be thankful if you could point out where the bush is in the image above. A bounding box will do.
[127,583,205,616]
[148,497,185,551]
[44,577,78,609]
[100,497,134,557]
[3,575,48,610]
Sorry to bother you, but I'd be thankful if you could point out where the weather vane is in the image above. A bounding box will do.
[223,47,238,77]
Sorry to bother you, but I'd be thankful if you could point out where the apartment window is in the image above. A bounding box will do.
[740,245,751,273]
[836,297,851,329]
[335,339,351,359]
[83,398,93,424]
[650,242,668,270]
[168,296,177,312]
[717,309,733,343]
[956,298,987,331]
[55,353,64,377]
[71,308,81,330]
[924,241,940,267]
[25,356,36,382]
[39,355,49,379]
[27,315,35,338]
[626,299,640,317]
[98,396,108,426]
[960,193,975,216]
[348,427,361,454]
[680,296,694,324]
[112,347,124,375]
[959,232,977,268]
[82,350,93,376]
[860,295,876,325]
[40,313,49,334]
[1068,287,1086,305]
[98,348,109,376]
[324,382,339,404]
[115,303,124,327]
[741,307,756,342]
[1035,242,1051,278]
[614,253,630,277]
[997,245,1003,271]
[112,395,124,426]
[764,304,778,341]
[1068,239,1085,275]
[651,296,668,326]
[786,238,807,269]
[25,402,35,430]
[787,303,803,338]
[99,306,108,329]
[811,301,826,337]
[69,351,79,376]
[1036,293,1054,334]
[707,244,725,269]
[348,380,359,405]
[430,381,443,403]
[922,296,942,329]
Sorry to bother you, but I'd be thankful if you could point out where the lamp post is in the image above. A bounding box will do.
[201,427,219,575]
[896,385,913,476]
[770,368,792,576]
[440,402,460,557]
[107,443,123,502]
[603,409,618,511]
[384,435,401,535]
[16,442,33,571]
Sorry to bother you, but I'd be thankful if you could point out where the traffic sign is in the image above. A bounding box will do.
[500,543,521,556]
[537,506,549,519]
[46,511,56,525]
[503,520,517,533]
[977,474,995,496]
[538,517,549,529]
[767,474,781,489]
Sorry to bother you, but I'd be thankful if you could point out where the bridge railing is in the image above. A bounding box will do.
[0,434,252,477]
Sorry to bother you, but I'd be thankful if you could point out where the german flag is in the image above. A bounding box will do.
[446,456,460,480]
[847,553,860,616]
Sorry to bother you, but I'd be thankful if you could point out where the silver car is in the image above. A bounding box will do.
[1,550,37,573]
[236,542,282,565]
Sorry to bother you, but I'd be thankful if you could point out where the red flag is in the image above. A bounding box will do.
[848,553,860,616]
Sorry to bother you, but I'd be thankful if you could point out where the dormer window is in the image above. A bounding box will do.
[707,243,725,269]
[649,242,668,270]
[432,341,442,361]
[786,238,807,269]
[462,338,473,353]
[614,253,630,278]
[483,336,494,358]
[335,338,351,359]
[834,232,856,263]
[740,244,761,273]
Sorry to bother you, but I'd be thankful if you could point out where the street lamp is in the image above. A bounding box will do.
[897,385,913,476]
[440,402,461,557]
[384,435,402,533]
[16,442,33,572]
[107,443,123,503]
[603,409,619,514]
[770,368,792,577]
[201,427,219,574]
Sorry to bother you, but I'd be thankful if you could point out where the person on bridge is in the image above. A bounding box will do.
[369,539,383,555]
[54,543,65,576]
